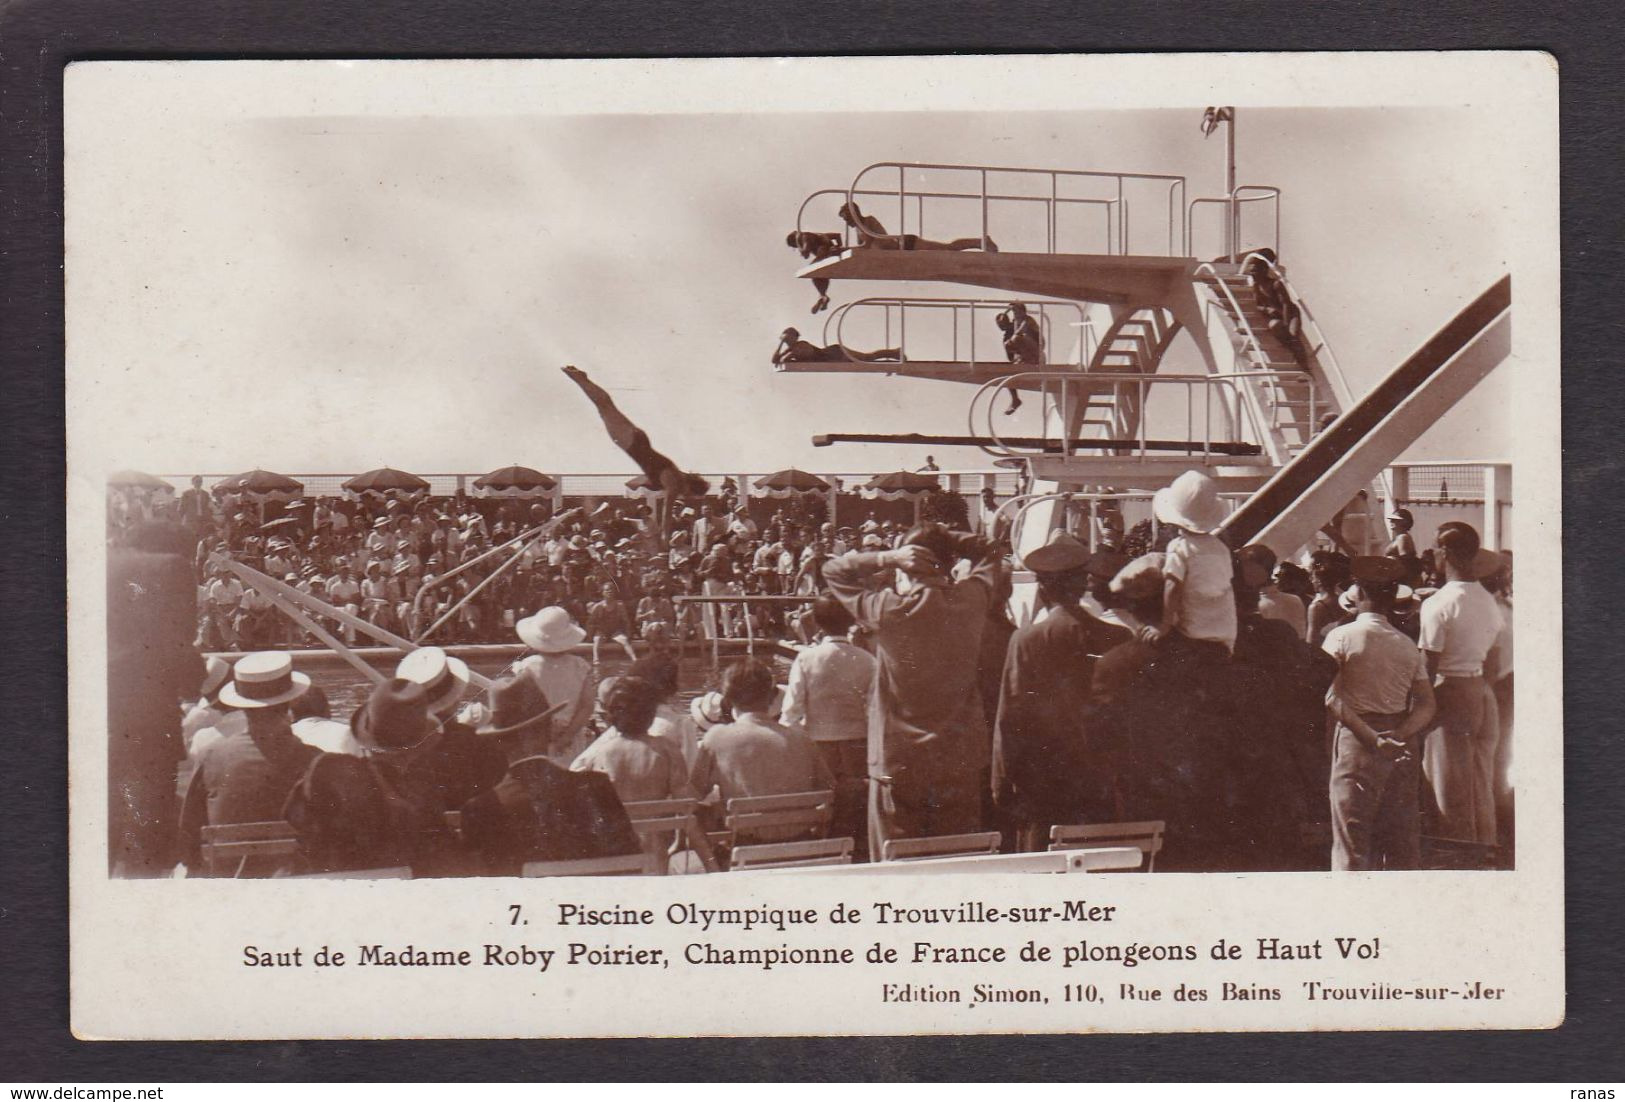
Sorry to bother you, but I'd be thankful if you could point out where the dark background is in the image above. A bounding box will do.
[3,0,1621,1082]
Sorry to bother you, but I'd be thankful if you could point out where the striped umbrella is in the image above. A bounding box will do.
[751,468,830,499]
[474,464,558,499]
[218,468,304,503]
[343,466,430,501]
[858,470,940,501]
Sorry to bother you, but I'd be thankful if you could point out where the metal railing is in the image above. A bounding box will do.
[1192,258,1309,465]
[798,162,1189,257]
[967,369,1309,463]
[1237,250,1353,410]
[674,593,817,666]
[1185,185,1281,261]
[824,297,1089,368]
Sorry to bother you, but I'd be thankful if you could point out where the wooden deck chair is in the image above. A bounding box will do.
[199,820,301,878]
[731,836,853,871]
[724,790,835,847]
[521,852,650,878]
[288,867,412,879]
[881,831,1003,863]
[1048,820,1165,871]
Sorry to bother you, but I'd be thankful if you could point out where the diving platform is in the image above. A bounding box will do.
[776,359,1075,391]
[800,251,1204,318]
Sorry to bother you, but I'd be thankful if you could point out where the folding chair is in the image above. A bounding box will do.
[730,836,853,871]
[724,790,835,845]
[622,797,718,873]
[1048,820,1165,871]
[521,853,650,878]
[199,821,301,878]
[881,831,1003,863]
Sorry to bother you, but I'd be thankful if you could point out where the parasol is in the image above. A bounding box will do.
[222,469,304,503]
[751,468,830,499]
[474,464,558,499]
[343,466,430,501]
[858,470,940,501]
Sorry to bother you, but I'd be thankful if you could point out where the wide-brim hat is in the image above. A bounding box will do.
[1350,555,1408,587]
[516,606,587,652]
[1020,529,1090,575]
[1341,583,1415,613]
[395,646,471,717]
[218,651,312,709]
[351,677,437,752]
[1109,552,1167,600]
[1153,470,1227,534]
[1471,548,1505,580]
[372,516,391,529]
[473,675,571,737]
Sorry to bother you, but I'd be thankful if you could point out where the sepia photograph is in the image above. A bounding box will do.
[64,53,1561,1039]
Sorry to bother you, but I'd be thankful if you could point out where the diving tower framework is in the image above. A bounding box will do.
[778,157,1509,561]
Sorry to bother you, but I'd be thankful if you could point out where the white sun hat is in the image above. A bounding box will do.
[1152,470,1228,534]
[515,606,587,653]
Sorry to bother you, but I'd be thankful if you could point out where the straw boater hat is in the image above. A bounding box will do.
[1020,529,1090,575]
[218,652,311,710]
[473,676,568,737]
[351,678,437,753]
[1152,470,1228,534]
[199,655,232,701]
[395,646,471,718]
[689,691,727,732]
[515,606,586,653]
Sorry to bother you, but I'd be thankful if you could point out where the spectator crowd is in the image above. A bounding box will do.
[106,468,1513,880]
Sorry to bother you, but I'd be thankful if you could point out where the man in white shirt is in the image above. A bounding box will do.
[781,595,877,786]
[1323,557,1437,870]
[1417,522,1504,847]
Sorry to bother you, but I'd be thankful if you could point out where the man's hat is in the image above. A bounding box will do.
[474,676,567,737]
[351,678,437,752]
[689,690,727,732]
[199,655,232,700]
[218,651,312,710]
[1109,552,1167,601]
[1386,506,1414,525]
[1350,555,1408,587]
[1471,548,1505,580]
[1020,529,1090,575]
[372,516,391,529]
[1341,582,1415,614]
[395,646,471,718]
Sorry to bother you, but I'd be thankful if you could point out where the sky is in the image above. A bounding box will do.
[65,59,1541,482]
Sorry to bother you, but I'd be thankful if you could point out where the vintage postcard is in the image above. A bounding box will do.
[66,52,1561,1038]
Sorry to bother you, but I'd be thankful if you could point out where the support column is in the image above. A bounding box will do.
[1483,463,1509,551]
